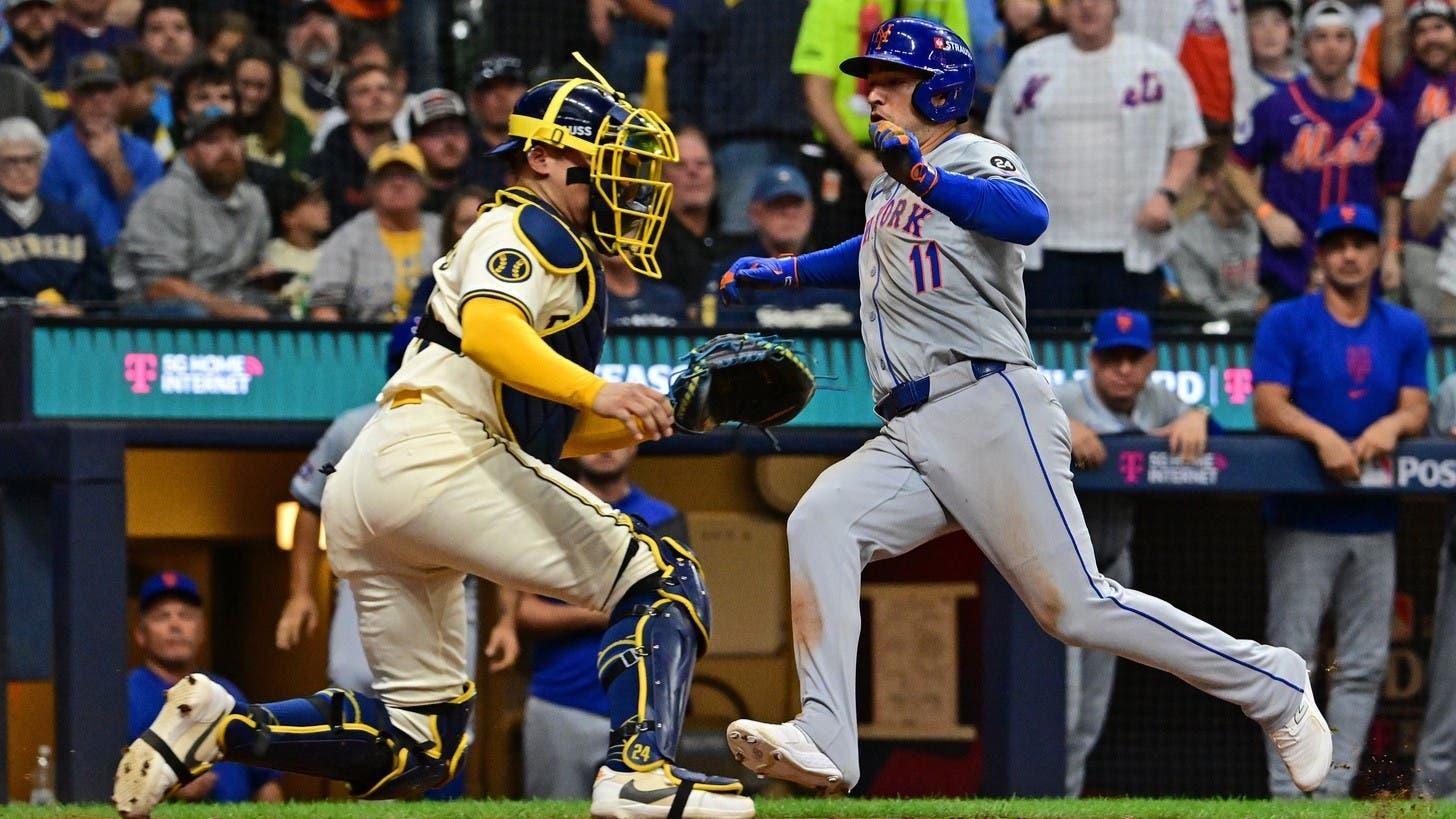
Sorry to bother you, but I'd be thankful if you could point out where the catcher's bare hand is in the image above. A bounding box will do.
[593,382,674,441]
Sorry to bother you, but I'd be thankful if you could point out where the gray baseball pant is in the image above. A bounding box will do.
[787,365,1308,790]
[1416,528,1456,799]
[1263,527,1394,798]
[1066,546,1131,796]
[523,696,609,798]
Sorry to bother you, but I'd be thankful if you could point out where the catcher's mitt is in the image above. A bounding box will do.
[670,334,816,433]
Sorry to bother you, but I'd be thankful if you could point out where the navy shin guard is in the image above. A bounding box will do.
[598,534,712,771]
[218,684,475,800]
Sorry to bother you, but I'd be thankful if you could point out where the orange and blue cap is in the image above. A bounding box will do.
[1091,308,1153,353]
[139,570,202,611]
[1314,202,1380,244]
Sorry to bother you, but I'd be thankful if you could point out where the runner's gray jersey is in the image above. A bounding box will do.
[858,132,1044,398]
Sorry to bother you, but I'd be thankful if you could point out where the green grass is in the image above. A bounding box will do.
[3,799,1456,818]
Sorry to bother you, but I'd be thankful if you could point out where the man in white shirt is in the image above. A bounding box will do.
[1402,111,1456,332]
[1116,0,1260,131]
[986,0,1206,324]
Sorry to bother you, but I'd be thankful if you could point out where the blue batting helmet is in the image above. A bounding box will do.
[840,17,976,124]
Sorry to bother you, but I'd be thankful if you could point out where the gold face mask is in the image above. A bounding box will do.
[589,105,678,279]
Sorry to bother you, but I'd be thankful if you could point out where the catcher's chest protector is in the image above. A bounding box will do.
[498,258,607,464]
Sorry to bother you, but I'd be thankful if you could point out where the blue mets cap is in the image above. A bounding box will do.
[139,570,202,610]
[751,164,811,204]
[1314,202,1380,243]
[1091,308,1154,353]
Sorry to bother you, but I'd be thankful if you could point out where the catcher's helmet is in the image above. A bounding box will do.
[488,74,679,279]
[840,17,975,124]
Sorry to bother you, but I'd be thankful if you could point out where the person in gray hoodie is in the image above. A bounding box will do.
[113,106,273,318]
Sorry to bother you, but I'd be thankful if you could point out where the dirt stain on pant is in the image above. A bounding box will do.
[791,578,824,650]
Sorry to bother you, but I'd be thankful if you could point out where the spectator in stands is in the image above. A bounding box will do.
[1,0,66,110]
[202,10,251,68]
[1376,0,1456,316]
[230,39,311,174]
[604,252,684,327]
[40,52,163,250]
[56,0,135,58]
[1056,307,1211,797]
[128,571,284,805]
[307,63,402,229]
[1169,147,1266,321]
[668,0,810,239]
[792,0,970,242]
[461,54,526,193]
[655,127,721,301]
[1117,0,1258,133]
[310,141,439,322]
[308,35,411,153]
[986,0,1205,318]
[1252,202,1430,798]
[712,164,857,329]
[977,0,1066,116]
[137,0,196,129]
[1228,1,1402,302]
[407,88,470,213]
[168,58,232,146]
[137,0,194,77]
[0,116,111,314]
[263,173,329,319]
[115,44,170,159]
[0,65,54,133]
[1404,98,1456,332]
[113,107,272,318]
[520,445,686,799]
[279,0,342,133]
[1248,0,1299,102]
[1417,373,1456,799]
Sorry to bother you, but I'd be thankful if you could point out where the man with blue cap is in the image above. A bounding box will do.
[127,571,283,805]
[1253,201,1432,796]
[1054,307,1214,795]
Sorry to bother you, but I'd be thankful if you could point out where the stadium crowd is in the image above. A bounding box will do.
[10,0,1456,804]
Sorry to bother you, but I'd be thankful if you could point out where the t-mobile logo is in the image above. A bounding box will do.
[123,353,159,394]
[1118,451,1146,485]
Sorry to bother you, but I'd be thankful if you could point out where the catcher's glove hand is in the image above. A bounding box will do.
[670,333,816,434]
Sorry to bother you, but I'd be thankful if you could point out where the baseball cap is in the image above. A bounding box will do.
[5,0,57,14]
[139,570,202,611]
[472,54,525,90]
[181,105,240,146]
[1090,308,1154,353]
[1314,202,1381,243]
[66,51,120,91]
[1303,0,1356,35]
[287,0,336,26]
[751,164,812,204]
[408,88,467,136]
[368,141,426,175]
[1407,0,1456,26]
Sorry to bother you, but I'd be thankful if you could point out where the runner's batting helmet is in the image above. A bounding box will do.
[840,17,976,124]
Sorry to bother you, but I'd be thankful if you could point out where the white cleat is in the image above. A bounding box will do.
[725,719,846,794]
[590,765,755,819]
[112,673,235,818]
[1267,671,1333,794]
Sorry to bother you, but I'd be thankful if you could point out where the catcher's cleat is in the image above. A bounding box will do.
[1267,662,1333,793]
[726,719,846,794]
[590,764,755,819]
[113,673,234,818]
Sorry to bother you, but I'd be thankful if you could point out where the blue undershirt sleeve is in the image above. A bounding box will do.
[919,170,1049,246]
[793,235,863,289]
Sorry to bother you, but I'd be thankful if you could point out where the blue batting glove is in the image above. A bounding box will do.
[718,256,798,305]
[870,120,938,196]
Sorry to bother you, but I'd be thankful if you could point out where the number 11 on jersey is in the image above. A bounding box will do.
[909,241,943,294]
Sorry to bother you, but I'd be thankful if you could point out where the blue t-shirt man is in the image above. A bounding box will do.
[1253,259,1431,531]
[529,487,686,716]
[39,121,163,250]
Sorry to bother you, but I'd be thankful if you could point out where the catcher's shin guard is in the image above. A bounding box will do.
[217,683,475,800]
[598,532,711,770]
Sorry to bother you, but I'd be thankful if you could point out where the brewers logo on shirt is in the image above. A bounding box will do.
[487,249,531,282]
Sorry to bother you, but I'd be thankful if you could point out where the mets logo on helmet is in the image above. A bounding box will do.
[875,24,893,47]
[487,249,531,282]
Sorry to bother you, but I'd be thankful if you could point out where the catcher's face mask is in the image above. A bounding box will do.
[588,105,677,279]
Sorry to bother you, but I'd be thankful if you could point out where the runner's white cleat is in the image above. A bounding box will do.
[726,719,846,794]
[1267,670,1333,794]
[112,673,234,818]
[591,765,755,819]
